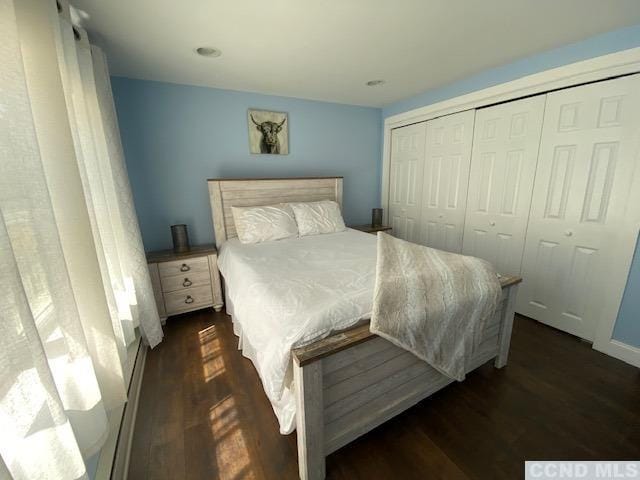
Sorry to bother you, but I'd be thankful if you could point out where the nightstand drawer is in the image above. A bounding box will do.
[146,244,223,320]
[158,256,209,278]
[160,270,211,293]
[164,285,213,315]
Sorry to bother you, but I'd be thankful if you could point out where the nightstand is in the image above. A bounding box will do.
[146,244,223,321]
[349,224,392,234]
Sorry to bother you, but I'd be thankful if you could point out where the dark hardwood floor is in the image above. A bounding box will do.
[128,310,640,480]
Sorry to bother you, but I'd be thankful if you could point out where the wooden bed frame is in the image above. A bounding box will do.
[207,177,521,480]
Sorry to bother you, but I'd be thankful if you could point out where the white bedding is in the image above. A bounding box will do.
[218,228,377,434]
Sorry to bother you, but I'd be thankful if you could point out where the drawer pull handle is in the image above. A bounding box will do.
[180,263,190,272]
[183,278,192,287]
[185,295,194,304]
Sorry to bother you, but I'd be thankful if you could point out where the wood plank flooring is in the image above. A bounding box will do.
[128,311,640,480]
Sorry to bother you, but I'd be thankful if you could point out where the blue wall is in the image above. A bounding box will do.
[613,239,640,347]
[383,23,640,349]
[384,24,640,118]
[113,23,640,349]
[85,454,98,480]
[111,78,381,251]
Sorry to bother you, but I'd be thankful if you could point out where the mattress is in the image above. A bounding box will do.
[217,228,377,434]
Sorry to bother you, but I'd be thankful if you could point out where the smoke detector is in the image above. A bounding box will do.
[195,47,222,58]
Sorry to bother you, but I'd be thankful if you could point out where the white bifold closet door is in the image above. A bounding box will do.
[388,122,427,242]
[517,75,640,341]
[462,96,546,275]
[420,110,475,252]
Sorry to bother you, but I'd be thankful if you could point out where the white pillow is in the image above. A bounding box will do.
[231,203,298,244]
[289,200,346,237]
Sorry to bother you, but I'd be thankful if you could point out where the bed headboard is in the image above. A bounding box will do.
[207,177,344,248]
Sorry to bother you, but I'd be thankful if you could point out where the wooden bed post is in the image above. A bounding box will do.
[495,283,519,368]
[293,357,325,480]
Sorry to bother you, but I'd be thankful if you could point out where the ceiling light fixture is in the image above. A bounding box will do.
[366,79,385,87]
[195,47,222,58]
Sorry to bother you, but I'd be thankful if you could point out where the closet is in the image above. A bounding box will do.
[388,122,426,243]
[389,111,475,250]
[421,110,475,252]
[388,73,640,342]
[462,96,545,275]
[516,75,640,341]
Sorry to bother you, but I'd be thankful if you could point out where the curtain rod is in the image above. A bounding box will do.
[55,1,81,40]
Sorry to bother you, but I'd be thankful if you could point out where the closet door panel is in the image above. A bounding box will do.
[388,123,426,242]
[517,75,640,341]
[420,110,475,252]
[462,95,546,275]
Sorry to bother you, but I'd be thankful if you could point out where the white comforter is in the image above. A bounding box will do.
[218,229,376,434]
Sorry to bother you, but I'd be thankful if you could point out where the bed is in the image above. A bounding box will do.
[208,177,521,480]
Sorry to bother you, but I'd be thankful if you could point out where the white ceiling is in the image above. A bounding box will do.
[71,0,640,107]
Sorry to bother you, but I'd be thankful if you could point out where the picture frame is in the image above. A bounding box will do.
[247,109,289,155]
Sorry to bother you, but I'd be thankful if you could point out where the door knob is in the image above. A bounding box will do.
[489,221,496,227]
[565,230,573,237]
[438,214,444,219]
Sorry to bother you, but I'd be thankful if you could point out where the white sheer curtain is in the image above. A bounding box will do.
[91,46,164,349]
[0,0,163,478]
[52,4,162,350]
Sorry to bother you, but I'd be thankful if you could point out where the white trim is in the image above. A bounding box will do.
[381,46,640,364]
[592,134,640,368]
[593,339,640,368]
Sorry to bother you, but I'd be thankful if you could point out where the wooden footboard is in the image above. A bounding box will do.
[292,275,521,480]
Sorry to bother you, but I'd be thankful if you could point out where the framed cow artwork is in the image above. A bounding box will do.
[247,109,289,155]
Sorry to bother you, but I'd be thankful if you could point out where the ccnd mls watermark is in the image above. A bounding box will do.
[526,461,639,479]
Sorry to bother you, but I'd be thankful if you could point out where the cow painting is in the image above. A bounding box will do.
[248,110,289,155]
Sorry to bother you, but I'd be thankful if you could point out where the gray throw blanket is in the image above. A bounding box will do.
[370,232,501,381]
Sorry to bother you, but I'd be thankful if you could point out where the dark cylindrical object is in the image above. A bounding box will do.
[372,208,383,227]
[171,224,190,253]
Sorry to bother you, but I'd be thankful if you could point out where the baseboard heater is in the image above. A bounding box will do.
[94,337,148,480]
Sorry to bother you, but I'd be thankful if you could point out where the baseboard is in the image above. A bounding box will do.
[94,338,148,480]
[593,338,640,368]
[113,340,147,479]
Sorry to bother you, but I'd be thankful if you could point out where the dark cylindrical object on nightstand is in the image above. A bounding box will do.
[372,208,383,227]
[171,224,190,253]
